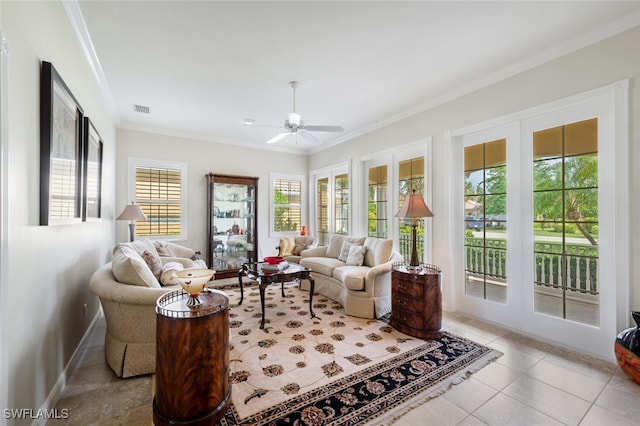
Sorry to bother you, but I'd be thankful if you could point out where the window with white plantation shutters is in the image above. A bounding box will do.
[272,175,303,233]
[130,160,186,239]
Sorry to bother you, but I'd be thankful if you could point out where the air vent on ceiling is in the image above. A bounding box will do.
[133,104,150,114]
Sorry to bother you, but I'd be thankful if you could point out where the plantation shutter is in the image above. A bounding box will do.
[135,166,182,236]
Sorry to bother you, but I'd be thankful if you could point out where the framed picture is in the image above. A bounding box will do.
[82,117,103,221]
[40,61,84,225]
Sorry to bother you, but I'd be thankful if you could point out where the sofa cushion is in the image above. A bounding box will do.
[326,235,367,259]
[333,266,368,291]
[300,256,346,277]
[346,245,367,266]
[363,237,393,267]
[112,245,160,288]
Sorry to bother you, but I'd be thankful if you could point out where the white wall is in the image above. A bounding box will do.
[1,1,116,418]
[310,26,640,313]
[116,128,308,260]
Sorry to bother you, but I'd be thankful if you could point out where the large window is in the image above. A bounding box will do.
[317,177,329,245]
[334,173,349,235]
[368,165,388,238]
[271,174,304,235]
[464,139,507,303]
[313,164,350,243]
[130,159,187,239]
[533,118,599,325]
[398,157,424,261]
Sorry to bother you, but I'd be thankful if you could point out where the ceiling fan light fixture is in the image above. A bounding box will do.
[288,112,301,127]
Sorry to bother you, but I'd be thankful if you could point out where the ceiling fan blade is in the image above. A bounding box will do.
[299,131,320,144]
[266,132,290,144]
[302,125,344,132]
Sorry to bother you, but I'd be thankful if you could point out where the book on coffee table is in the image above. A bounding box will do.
[262,261,290,271]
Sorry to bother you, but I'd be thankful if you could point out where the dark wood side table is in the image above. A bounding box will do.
[153,289,231,425]
[390,263,443,339]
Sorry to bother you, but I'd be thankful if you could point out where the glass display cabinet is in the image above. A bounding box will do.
[206,173,258,279]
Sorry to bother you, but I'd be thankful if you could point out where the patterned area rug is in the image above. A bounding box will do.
[211,280,502,426]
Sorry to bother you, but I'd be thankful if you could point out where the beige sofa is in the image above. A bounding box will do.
[89,239,203,378]
[299,234,403,319]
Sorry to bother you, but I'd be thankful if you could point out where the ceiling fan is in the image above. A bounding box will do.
[245,81,344,144]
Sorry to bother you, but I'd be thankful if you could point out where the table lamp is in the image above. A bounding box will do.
[117,202,147,242]
[395,189,433,267]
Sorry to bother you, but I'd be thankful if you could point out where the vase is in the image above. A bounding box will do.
[300,225,308,236]
[614,311,640,385]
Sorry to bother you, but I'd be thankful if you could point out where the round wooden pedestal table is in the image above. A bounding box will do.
[153,289,230,425]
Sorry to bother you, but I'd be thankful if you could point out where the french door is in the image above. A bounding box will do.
[452,82,628,360]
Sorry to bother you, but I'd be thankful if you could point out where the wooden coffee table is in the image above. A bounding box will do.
[238,262,316,329]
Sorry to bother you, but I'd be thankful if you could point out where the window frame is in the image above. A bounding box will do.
[127,158,188,241]
[310,162,350,241]
[269,172,306,238]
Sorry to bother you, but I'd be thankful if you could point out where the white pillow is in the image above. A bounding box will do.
[346,245,367,266]
[160,262,184,286]
[112,245,160,288]
[338,241,361,262]
[142,250,162,279]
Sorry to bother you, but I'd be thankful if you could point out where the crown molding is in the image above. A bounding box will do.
[62,0,120,123]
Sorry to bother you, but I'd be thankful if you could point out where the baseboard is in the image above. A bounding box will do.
[32,309,104,426]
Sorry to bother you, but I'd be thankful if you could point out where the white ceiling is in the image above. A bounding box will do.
[74,1,640,154]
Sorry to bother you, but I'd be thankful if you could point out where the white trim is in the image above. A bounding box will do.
[127,158,188,241]
[450,81,629,361]
[34,311,103,426]
[62,0,119,123]
[309,161,349,239]
[0,32,9,416]
[613,80,630,330]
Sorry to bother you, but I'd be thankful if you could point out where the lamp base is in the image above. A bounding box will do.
[128,223,136,242]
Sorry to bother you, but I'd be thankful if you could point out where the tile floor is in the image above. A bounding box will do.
[48,311,640,425]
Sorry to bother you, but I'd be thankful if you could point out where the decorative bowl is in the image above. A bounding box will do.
[264,256,285,265]
[175,268,215,307]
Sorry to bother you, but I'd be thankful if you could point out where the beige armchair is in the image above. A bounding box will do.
[90,239,200,378]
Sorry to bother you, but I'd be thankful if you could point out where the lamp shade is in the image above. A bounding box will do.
[116,203,147,221]
[395,190,433,218]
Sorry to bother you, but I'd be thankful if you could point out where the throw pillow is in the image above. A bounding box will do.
[112,244,160,287]
[154,240,173,257]
[338,241,360,262]
[160,262,184,286]
[346,245,367,266]
[363,237,394,267]
[292,244,308,256]
[167,242,196,259]
[142,250,162,279]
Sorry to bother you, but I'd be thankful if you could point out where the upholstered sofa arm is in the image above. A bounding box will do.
[364,251,404,292]
[301,246,328,258]
[90,263,177,305]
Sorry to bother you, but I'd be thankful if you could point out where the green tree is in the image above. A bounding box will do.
[273,188,297,232]
[533,154,598,244]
